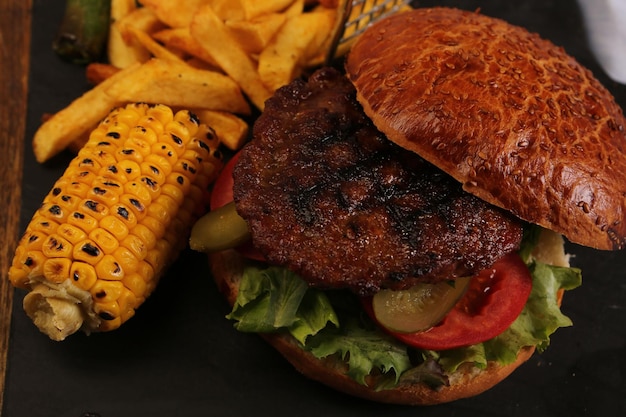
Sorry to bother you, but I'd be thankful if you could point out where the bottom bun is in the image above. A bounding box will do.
[208,230,567,405]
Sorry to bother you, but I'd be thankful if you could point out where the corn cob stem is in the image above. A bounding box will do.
[9,103,222,340]
[23,282,95,341]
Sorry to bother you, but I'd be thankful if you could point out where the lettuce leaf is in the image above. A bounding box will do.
[307,316,412,385]
[226,266,339,343]
[223,250,582,389]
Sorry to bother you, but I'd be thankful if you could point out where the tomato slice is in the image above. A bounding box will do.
[210,151,241,211]
[211,150,265,261]
[364,252,532,350]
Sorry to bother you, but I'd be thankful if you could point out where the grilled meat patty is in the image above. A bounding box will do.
[233,68,523,295]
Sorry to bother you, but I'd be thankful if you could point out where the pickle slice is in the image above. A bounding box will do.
[372,277,471,333]
[189,201,251,253]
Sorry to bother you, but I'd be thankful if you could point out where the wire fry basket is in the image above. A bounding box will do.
[325,0,412,64]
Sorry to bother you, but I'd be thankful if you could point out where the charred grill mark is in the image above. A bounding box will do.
[291,184,321,227]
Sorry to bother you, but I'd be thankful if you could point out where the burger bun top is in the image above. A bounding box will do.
[346,7,626,250]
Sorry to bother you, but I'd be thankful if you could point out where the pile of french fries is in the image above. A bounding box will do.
[34,0,413,164]
[33,0,341,163]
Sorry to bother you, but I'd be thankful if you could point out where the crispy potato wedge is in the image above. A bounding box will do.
[126,26,187,63]
[116,7,165,44]
[193,109,249,151]
[152,27,221,69]
[108,0,150,68]
[104,58,251,114]
[190,5,272,110]
[207,0,246,21]
[86,63,121,85]
[243,0,297,20]
[139,0,207,28]
[225,13,287,54]
[258,9,334,91]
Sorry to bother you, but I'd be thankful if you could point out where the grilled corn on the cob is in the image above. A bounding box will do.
[8,103,222,340]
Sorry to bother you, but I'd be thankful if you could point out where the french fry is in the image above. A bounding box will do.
[139,0,207,28]
[225,13,287,55]
[116,7,166,45]
[194,110,249,151]
[284,0,306,18]
[39,0,351,163]
[190,5,272,110]
[210,0,296,20]
[207,0,246,21]
[86,62,121,85]
[104,58,251,115]
[108,0,150,68]
[242,0,296,20]
[258,9,334,92]
[302,6,337,67]
[32,64,141,163]
[125,26,187,64]
[152,27,221,69]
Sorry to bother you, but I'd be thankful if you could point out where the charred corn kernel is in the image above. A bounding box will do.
[145,154,172,176]
[151,141,179,164]
[119,194,146,220]
[28,215,59,234]
[99,164,126,183]
[67,211,98,234]
[15,251,46,285]
[8,102,222,341]
[20,231,46,251]
[91,280,124,304]
[41,202,66,222]
[87,181,120,207]
[94,255,124,281]
[42,235,73,258]
[70,261,98,291]
[117,159,141,181]
[116,146,144,164]
[46,187,80,212]
[81,198,109,220]
[77,147,117,168]
[94,301,121,331]
[140,162,166,185]
[129,125,158,147]
[139,176,160,200]
[65,181,91,200]
[111,202,138,227]
[124,181,152,207]
[73,239,104,264]
[136,115,164,135]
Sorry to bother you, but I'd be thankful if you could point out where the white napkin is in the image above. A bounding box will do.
[577,0,626,84]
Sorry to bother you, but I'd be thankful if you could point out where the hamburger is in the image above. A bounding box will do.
[190,7,626,405]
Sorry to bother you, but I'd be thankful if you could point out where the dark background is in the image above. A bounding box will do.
[3,1,625,416]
